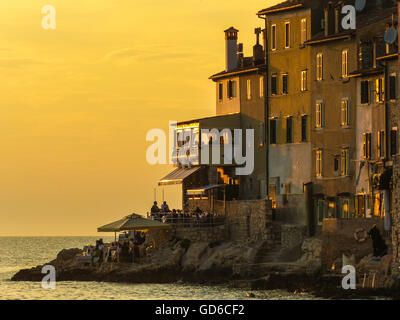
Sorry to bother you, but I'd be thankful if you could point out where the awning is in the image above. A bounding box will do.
[158,166,201,186]
[187,184,226,196]
[97,213,171,232]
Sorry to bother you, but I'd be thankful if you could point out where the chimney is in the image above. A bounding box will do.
[324,6,329,37]
[237,43,244,68]
[253,27,264,65]
[225,27,239,72]
[334,5,339,34]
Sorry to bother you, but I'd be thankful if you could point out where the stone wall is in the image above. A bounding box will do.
[321,218,384,268]
[172,225,227,243]
[281,224,307,250]
[225,199,280,247]
[147,199,280,247]
[392,155,400,262]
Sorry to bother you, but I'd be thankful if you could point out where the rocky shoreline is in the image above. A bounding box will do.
[11,238,400,299]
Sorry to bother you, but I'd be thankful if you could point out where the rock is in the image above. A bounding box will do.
[55,248,82,267]
[297,238,322,265]
[181,242,209,271]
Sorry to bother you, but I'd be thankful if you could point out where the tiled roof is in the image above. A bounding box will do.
[306,6,397,45]
[209,64,265,81]
[258,0,303,15]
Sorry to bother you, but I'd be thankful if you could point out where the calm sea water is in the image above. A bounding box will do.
[0,237,317,300]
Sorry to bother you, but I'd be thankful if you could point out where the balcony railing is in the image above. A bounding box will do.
[151,216,225,228]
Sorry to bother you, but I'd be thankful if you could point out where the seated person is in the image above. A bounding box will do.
[161,201,170,213]
[151,201,160,215]
[194,207,203,214]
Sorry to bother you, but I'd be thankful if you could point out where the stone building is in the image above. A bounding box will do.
[305,1,358,234]
[257,0,329,231]
[159,27,268,211]
[390,0,400,263]
[350,8,397,227]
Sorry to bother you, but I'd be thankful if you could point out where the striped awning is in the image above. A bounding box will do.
[158,166,201,186]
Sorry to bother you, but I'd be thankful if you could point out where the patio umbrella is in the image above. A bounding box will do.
[97,213,171,232]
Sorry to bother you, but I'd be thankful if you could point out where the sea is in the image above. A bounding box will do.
[0,237,318,300]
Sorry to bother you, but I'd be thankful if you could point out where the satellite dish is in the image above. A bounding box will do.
[384,27,398,45]
[355,0,366,12]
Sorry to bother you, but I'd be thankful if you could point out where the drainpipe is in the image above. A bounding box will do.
[258,14,270,201]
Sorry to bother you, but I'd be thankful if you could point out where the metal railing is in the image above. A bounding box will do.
[151,216,225,228]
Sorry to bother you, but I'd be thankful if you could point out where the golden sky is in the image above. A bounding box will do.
[0,0,278,236]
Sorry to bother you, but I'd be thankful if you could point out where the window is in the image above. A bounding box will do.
[342,50,348,78]
[259,76,264,98]
[282,74,288,94]
[246,79,251,100]
[391,129,398,156]
[389,75,397,100]
[361,80,370,104]
[301,18,307,44]
[270,119,277,144]
[285,22,290,48]
[341,199,350,219]
[228,80,237,99]
[341,148,349,176]
[316,102,324,128]
[271,24,277,50]
[341,99,350,127]
[301,70,307,91]
[218,83,223,101]
[363,132,372,159]
[316,150,323,177]
[334,157,339,172]
[271,74,277,95]
[375,78,385,102]
[316,53,323,81]
[301,115,307,142]
[317,199,324,225]
[378,131,385,158]
[286,117,293,143]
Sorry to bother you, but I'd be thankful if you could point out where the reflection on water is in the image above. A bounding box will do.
[0,237,317,300]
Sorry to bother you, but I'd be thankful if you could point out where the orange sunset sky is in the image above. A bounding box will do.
[0,0,279,236]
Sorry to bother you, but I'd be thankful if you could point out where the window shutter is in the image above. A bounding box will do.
[347,100,350,126]
[363,133,367,158]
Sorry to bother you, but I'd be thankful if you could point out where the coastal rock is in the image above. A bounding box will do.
[297,238,322,264]
[181,242,209,271]
[55,248,82,267]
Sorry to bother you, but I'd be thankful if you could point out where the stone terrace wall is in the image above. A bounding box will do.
[392,155,400,263]
[281,224,307,250]
[225,199,280,247]
[147,199,279,246]
[172,225,227,243]
[322,218,384,268]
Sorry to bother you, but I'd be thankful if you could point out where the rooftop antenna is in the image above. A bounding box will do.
[384,24,397,45]
[355,0,366,12]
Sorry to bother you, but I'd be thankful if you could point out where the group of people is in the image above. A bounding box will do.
[83,239,105,264]
[149,202,218,225]
[83,232,147,265]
